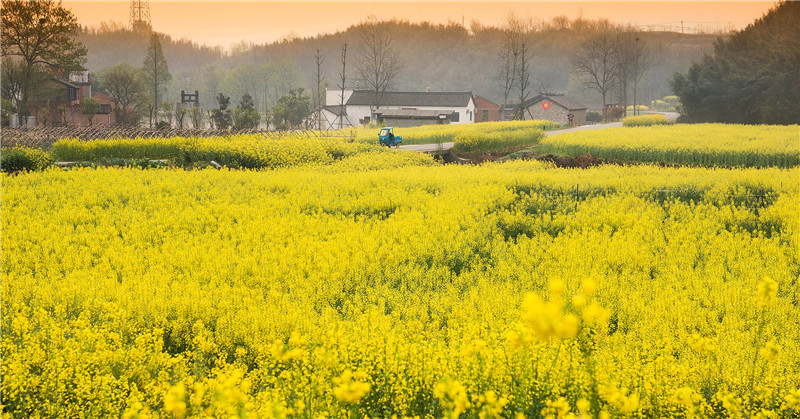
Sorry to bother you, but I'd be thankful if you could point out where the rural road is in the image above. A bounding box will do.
[399,112,679,153]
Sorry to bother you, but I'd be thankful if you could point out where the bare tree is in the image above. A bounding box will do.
[356,17,401,113]
[313,48,326,130]
[335,43,353,129]
[571,30,618,119]
[612,28,651,116]
[515,41,534,120]
[498,12,525,121]
[535,73,554,95]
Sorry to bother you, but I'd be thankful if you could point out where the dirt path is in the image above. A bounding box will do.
[399,112,680,152]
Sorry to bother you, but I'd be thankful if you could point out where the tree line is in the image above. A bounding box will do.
[4,0,793,128]
[670,1,799,124]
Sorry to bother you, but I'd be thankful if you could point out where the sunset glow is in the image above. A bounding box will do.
[64,1,776,48]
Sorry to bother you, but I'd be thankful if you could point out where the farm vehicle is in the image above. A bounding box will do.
[379,127,402,148]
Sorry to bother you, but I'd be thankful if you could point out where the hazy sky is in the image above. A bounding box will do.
[64,1,776,49]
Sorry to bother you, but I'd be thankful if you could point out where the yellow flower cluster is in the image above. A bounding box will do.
[2,158,799,417]
[345,119,561,146]
[542,123,800,167]
[48,134,433,171]
[332,370,371,403]
[621,114,668,127]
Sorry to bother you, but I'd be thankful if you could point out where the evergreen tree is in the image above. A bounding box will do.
[211,93,232,130]
[232,93,261,130]
[142,33,171,128]
[271,89,310,129]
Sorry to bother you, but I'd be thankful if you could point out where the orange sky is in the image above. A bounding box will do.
[63,1,776,49]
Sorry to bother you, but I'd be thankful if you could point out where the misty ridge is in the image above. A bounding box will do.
[78,15,719,111]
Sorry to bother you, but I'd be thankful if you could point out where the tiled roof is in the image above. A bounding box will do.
[346,90,473,107]
[373,109,455,119]
[321,105,347,116]
[525,94,587,110]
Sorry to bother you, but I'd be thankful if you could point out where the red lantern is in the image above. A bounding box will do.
[542,101,551,110]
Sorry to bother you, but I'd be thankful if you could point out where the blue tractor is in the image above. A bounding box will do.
[378,127,402,148]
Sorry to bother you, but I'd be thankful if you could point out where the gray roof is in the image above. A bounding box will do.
[54,78,80,89]
[321,105,347,116]
[373,109,455,119]
[346,90,473,107]
[524,94,587,111]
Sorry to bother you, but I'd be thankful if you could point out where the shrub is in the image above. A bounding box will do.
[1,147,52,172]
[626,105,650,112]
[622,114,668,127]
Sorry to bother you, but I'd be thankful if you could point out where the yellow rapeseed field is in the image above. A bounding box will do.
[541,124,800,168]
[345,120,558,149]
[2,157,799,418]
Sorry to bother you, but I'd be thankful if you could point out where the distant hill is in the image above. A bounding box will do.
[77,19,719,111]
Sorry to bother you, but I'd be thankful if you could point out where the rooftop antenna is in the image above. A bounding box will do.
[130,0,152,32]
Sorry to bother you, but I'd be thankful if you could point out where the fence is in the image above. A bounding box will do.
[0,125,355,150]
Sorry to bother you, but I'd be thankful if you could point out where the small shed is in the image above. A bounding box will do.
[372,109,455,127]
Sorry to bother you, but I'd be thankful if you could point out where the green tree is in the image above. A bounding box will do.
[175,104,188,129]
[39,101,50,126]
[80,97,100,125]
[142,33,171,128]
[1,98,14,127]
[211,93,232,130]
[232,93,261,130]
[271,89,310,129]
[1,0,87,123]
[98,63,146,125]
[161,101,174,126]
[670,1,800,124]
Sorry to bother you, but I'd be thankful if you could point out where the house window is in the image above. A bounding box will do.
[451,112,459,122]
[469,111,473,121]
[482,109,489,121]
[99,104,112,114]
[68,88,77,101]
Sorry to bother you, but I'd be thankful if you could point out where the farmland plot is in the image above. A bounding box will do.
[2,160,799,418]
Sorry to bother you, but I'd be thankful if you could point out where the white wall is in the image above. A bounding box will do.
[326,88,353,106]
[345,98,476,127]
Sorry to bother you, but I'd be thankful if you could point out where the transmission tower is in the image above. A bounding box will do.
[129,0,152,32]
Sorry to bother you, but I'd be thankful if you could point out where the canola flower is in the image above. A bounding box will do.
[621,114,668,127]
[47,134,434,170]
[541,123,800,167]
[333,370,371,403]
[342,119,561,146]
[1,157,799,417]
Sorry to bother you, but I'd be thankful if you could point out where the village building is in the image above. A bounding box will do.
[473,95,499,122]
[24,74,130,126]
[318,88,476,128]
[501,94,587,127]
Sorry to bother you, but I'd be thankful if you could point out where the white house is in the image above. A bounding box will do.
[318,89,476,128]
